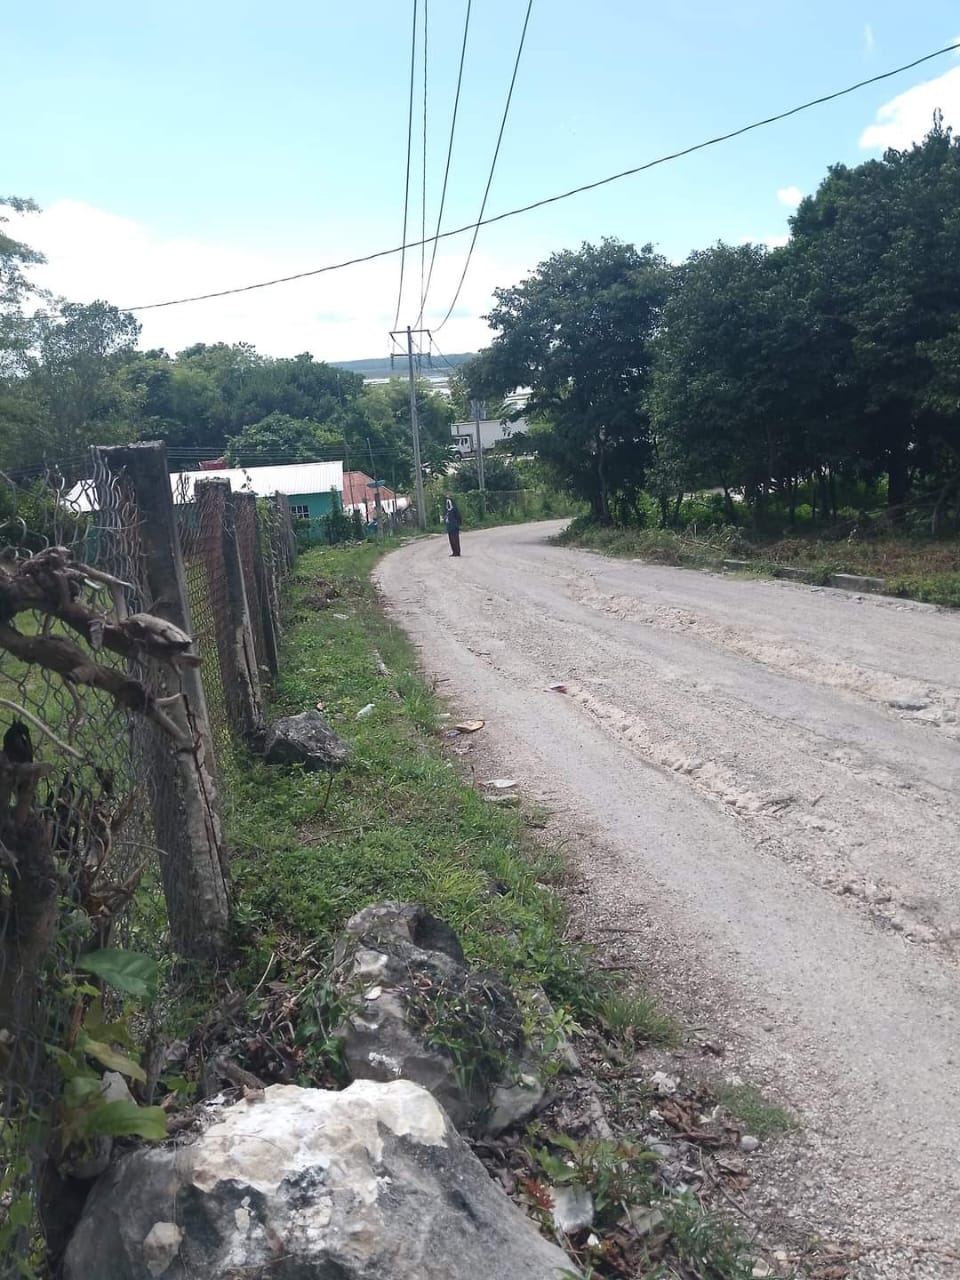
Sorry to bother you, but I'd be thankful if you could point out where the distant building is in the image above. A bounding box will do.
[67,460,344,520]
[342,471,408,520]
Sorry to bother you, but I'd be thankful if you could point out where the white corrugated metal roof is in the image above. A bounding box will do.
[65,461,343,512]
[170,461,343,501]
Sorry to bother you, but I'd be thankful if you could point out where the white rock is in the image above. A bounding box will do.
[65,1081,578,1280]
[142,1222,183,1277]
[549,1183,594,1233]
[650,1071,679,1096]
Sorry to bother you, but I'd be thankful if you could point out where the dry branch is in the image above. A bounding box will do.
[0,546,201,746]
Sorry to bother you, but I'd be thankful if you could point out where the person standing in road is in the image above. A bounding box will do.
[444,497,462,558]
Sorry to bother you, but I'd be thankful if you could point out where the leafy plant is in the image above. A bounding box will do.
[49,951,167,1149]
[527,1129,657,1228]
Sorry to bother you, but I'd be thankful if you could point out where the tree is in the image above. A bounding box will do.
[9,301,141,471]
[650,243,821,523]
[0,198,47,467]
[451,455,520,493]
[480,239,672,522]
[789,118,960,510]
[344,379,454,487]
[224,412,344,466]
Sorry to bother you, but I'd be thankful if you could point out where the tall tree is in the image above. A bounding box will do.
[480,239,672,522]
[789,118,960,510]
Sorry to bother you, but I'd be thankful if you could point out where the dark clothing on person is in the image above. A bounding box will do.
[445,501,462,557]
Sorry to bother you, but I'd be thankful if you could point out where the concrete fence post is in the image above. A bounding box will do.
[95,442,230,959]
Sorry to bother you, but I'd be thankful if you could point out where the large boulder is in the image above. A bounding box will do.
[64,1080,577,1280]
[333,903,545,1135]
[262,709,352,771]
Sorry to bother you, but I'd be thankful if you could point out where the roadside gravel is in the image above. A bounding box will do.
[377,523,960,1278]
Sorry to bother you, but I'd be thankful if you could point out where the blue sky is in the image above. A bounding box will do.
[5,1,959,359]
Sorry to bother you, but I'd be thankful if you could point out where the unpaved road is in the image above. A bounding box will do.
[378,522,960,1275]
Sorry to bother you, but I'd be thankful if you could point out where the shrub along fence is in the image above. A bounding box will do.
[0,441,295,1275]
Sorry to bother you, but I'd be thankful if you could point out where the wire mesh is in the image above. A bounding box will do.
[175,478,233,763]
[0,459,159,1273]
[233,493,268,675]
[0,454,296,1275]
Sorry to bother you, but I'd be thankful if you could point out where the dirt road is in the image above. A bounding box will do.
[377,522,960,1274]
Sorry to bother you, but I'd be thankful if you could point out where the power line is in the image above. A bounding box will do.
[433,0,534,334]
[120,40,960,314]
[392,0,420,332]
[416,0,472,328]
[428,336,461,374]
[418,0,429,326]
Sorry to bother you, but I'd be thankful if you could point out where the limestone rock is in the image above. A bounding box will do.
[334,903,544,1134]
[64,1080,577,1280]
[262,709,352,771]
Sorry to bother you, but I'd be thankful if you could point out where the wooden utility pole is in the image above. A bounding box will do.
[390,325,431,529]
[471,398,487,518]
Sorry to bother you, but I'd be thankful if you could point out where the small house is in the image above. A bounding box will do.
[342,471,408,521]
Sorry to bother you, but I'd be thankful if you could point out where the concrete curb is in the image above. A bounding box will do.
[721,559,889,596]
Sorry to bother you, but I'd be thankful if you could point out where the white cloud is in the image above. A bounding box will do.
[9,200,517,360]
[776,186,803,208]
[864,23,875,55]
[860,64,960,151]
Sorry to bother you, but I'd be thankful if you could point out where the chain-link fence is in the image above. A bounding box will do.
[0,444,295,1276]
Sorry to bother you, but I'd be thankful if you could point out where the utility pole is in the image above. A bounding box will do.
[390,325,431,530]
[367,437,383,537]
[471,398,487,518]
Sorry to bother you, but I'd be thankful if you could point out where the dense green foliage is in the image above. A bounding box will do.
[467,122,960,532]
[466,239,671,523]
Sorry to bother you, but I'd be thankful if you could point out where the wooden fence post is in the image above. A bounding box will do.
[196,479,264,743]
[235,492,280,677]
[95,442,229,959]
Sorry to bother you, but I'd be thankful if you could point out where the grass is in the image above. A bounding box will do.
[558,520,960,607]
[595,989,682,1048]
[226,543,607,1019]
[216,543,790,1279]
[715,1083,798,1139]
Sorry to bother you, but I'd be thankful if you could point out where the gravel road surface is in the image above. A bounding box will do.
[376,522,960,1276]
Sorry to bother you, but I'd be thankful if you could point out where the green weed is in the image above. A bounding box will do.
[593,989,680,1048]
[715,1082,798,1138]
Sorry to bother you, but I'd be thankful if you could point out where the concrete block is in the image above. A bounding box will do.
[828,573,886,594]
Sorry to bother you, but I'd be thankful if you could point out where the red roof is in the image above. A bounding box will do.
[342,471,397,506]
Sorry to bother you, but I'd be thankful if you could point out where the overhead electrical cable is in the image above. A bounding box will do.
[432,0,534,334]
[416,0,472,328]
[392,0,420,332]
[120,40,960,313]
[418,0,429,324]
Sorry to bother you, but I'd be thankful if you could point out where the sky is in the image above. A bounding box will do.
[4,1,960,362]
